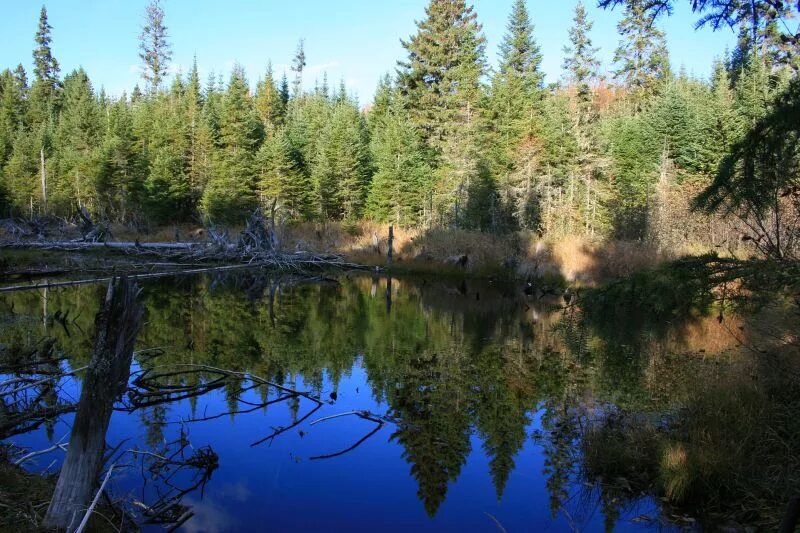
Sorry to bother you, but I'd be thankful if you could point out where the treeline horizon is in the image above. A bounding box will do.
[0,0,797,240]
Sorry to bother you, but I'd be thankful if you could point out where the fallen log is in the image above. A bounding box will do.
[0,257,367,293]
[0,239,199,251]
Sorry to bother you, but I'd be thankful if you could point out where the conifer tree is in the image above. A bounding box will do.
[562,2,603,233]
[52,69,101,212]
[139,0,172,94]
[33,7,59,82]
[367,95,431,226]
[486,0,544,229]
[202,65,263,222]
[291,39,306,96]
[0,69,26,167]
[30,5,60,119]
[398,0,487,225]
[255,62,286,134]
[96,95,143,220]
[613,0,671,109]
[4,129,39,213]
[563,2,600,103]
[311,98,371,219]
[184,57,206,204]
[258,127,312,220]
[398,0,486,150]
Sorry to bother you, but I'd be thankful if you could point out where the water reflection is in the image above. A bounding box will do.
[0,271,751,531]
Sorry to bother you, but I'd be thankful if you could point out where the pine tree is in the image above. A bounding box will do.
[562,2,603,234]
[0,68,27,167]
[139,0,172,94]
[96,95,143,220]
[140,75,192,221]
[31,5,60,110]
[184,57,205,205]
[3,129,39,214]
[311,98,371,220]
[613,0,671,110]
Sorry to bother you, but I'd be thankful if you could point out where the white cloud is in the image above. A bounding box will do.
[305,61,340,75]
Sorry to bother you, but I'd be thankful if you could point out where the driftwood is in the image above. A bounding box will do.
[43,277,143,531]
[0,211,367,294]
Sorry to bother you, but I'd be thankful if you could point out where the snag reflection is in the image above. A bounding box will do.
[1,271,744,531]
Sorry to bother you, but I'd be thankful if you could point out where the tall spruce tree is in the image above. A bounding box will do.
[96,94,143,221]
[52,69,101,212]
[613,0,671,109]
[31,6,60,105]
[311,97,371,220]
[398,0,486,150]
[367,99,431,226]
[202,65,263,222]
[398,0,487,225]
[486,0,545,229]
[139,0,172,94]
[255,62,286,134]
[258,127,312,220]
[291,39,306,96]
[0,68,26,167]
[563,2,600,102]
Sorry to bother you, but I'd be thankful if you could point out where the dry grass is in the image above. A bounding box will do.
[7,215,729,283]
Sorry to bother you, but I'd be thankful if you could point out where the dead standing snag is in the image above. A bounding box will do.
[42,277,143,530]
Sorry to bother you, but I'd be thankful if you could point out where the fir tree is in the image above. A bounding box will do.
[28,7,60,137]
[258,127,312,220]
[398,0,486,150]
[202,65,263,222]
[139,0,172,94]
[311,98,371,220]
[487,0,544,228]
[255,62,286,134]
[367,101,431,225]
[52,69,101,212]
[563,2,600,102]
[398,0,487,225]
[0,69,26,166]
[613,0,671,109]
[96,95,143,220]
[184,57,205,204]
[291,39,306,96]
[32,7,60,95]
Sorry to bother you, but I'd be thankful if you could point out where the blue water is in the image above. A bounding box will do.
[2,273,672,532]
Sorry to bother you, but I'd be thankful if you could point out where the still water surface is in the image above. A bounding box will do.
[1,271,741,531]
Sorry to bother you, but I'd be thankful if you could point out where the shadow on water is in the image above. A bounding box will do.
[0,264,797,530]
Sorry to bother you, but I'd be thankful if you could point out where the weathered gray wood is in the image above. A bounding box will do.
[42,277,143,531]
[387,225,394,265]
[0,240,200,250]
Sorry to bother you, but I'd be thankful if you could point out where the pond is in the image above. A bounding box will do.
[0,270,753,531]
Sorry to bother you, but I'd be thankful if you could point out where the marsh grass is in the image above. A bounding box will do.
[580,365,800,528]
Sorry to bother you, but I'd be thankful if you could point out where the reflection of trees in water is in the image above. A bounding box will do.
[1,269,773,528]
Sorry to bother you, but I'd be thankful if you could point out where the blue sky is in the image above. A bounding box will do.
[1,1,736,102]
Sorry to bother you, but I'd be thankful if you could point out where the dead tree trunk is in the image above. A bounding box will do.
[40,148,47,215]
[42,277,143,531]
[387,225,394,265]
